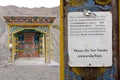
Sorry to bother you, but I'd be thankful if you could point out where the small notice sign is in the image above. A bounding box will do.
[68,12,112,67]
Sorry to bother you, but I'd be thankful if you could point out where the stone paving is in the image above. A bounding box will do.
[0,64,59,80]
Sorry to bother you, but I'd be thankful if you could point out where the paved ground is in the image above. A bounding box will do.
[14,57,59,66]
[0,50,60,80]
[0,65,59,80]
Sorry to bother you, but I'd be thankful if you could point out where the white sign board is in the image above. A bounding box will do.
[68,12,112,67]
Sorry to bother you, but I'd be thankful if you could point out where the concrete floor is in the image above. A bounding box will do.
[0,57,60,80]
[0,65,60,80]
[14,57,59,66]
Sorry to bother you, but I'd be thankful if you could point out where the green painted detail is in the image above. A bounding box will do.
[10,26,49,34]
[34,16,39,19]
[10,26,23,33]
[40,46,42,49]
[34,48,39,50]
[18,48,24,50]
[39,33,44,38]
[36,26,49,33]
[11,16,16,19]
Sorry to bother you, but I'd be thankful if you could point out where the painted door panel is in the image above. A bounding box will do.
[18,33,39,57]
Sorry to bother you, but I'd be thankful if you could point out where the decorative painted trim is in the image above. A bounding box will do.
[97,65,117,80]
[69,0,111,12]
[68,0,87,7]
[8,23,51,27]
[4,16,55,24]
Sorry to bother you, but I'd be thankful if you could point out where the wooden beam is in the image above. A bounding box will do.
[8,26,10,49]
[44,33,48,63]
[60,0,64,80]
[12,33,15,62]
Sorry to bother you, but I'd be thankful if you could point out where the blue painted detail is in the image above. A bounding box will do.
[103,66,116,80]
[78,76,82,80]
[34,35,39,42]
[65,67,82,80]
[97,65,117,80]
[18,35,24,41]
[97,76,102,80]
[69,0,112,12]
[64,51,81,79]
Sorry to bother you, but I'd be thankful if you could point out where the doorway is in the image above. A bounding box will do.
[15,28,45,58]
[17,33,40,57]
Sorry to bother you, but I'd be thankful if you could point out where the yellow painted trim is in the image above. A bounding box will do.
[8,26,10,49]
[41,35,43,56]
[15,50,18,52]
[50,30,52,63]
[39,49,42,52]
[39,37,42,55]
[12,33,15,62]
[14,28,24,34]
[95,0,111,5]
[48,25,51,63]
[18,50,24,52]
[42,34,45,57]
[14,44,18,46]
[16,38,18,53]
[44,33,48,63]
[35,29,46,34]
[60,0,64,80]
[7,23,51,27]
